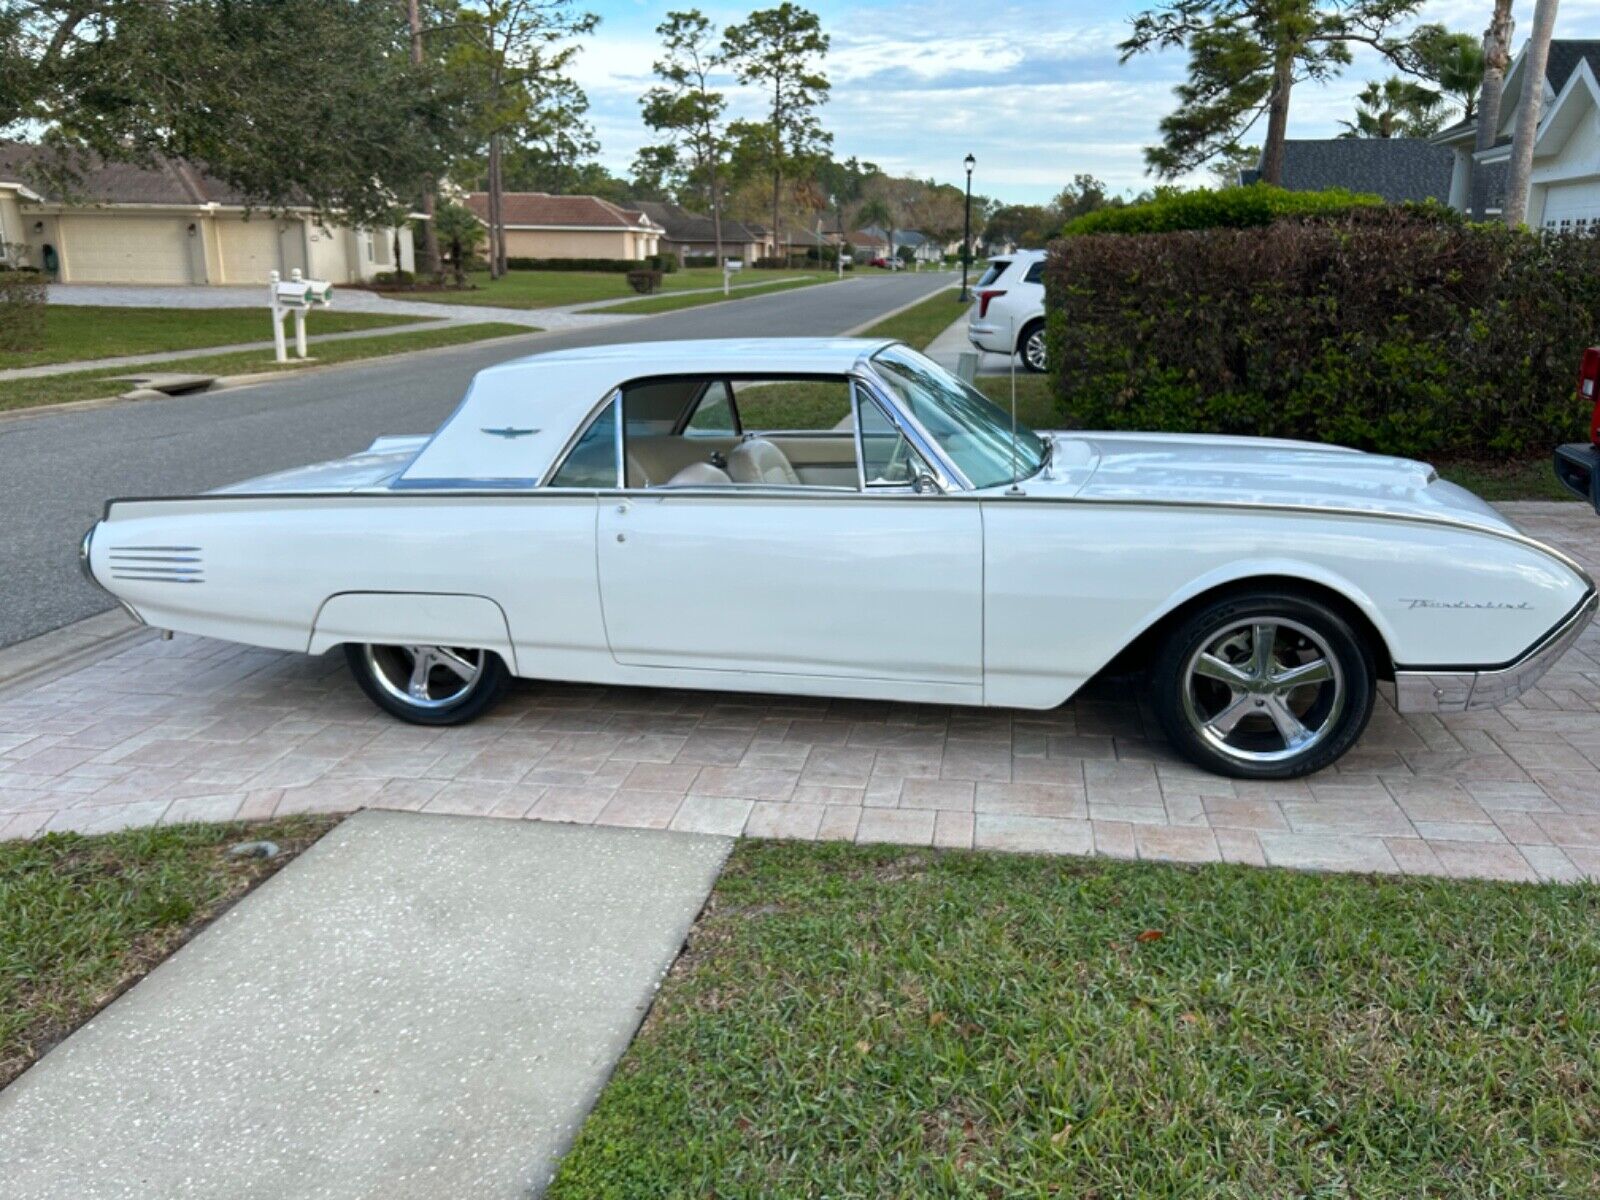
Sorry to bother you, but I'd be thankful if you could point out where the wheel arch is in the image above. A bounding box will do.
[1109,568,1398,682]
[1014,314,1045,353]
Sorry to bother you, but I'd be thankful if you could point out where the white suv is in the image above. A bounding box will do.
[966,249,1048,372]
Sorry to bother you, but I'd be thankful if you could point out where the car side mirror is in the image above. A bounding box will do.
[911,472,940,495]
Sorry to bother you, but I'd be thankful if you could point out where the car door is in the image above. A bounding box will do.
[595,381,983,690]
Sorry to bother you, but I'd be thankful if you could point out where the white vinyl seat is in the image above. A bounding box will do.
[727,438,801,486]
[666,461,733,486]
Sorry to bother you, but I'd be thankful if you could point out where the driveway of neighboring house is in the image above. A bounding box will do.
[45,283,629,330]
[0,810,731,1198]
[0,504,1596,884]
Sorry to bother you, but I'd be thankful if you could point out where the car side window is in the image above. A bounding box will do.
[1024,260,1044,284]
[548,397,618,488]
[684,381,738,437]
[858,395,930,488]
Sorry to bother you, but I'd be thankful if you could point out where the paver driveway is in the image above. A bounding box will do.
[3,502,1597,884]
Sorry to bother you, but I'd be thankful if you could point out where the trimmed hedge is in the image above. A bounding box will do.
[1046,208,1600,459]
[1062,184,1386,238]
[504,255,677,274]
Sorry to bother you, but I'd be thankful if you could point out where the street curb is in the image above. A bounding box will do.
[841,282,958,337]
[0,327,556,425]
[0,609,156,698]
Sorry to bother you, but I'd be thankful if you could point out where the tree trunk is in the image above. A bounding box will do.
[1260,49,1294,185]
[487,134,505,279]
[772,168,782,265]
[407,0,442,280]
[1504,0,1559,227]
[1471,0,1515,220]
[708,153,724,268]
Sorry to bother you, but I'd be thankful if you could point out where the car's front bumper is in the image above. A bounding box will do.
[1554,442,1600,512]
[1393,590,1598,712]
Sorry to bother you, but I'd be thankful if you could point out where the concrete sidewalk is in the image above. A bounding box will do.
[0,811,731,1199]
[922,300,1022,377]
[46,283,634,331]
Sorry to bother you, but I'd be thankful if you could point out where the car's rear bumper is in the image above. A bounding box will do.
[967,322,1008,353]
[1554,442,1600,512]
[1393,590,1598,712]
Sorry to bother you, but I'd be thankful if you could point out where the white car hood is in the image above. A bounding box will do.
[1027,431,1514,534]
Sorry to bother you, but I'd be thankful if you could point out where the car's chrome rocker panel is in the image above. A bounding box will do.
[1393,591,1598,712]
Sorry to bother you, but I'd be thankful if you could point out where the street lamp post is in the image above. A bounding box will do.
[960,152,975,302]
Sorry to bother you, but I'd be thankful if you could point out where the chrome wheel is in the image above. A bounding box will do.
[1022,326,1047,372]
[1179,618,1345,767]
[362,644,484,711]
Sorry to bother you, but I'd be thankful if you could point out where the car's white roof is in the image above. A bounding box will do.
[398,338,895,488]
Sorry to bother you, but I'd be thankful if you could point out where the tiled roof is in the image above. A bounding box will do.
[1543,40,1600,96]
[1264,138,1455,204]
[464,191,662,231]
[0,141,255,206]
[631,200,760,243]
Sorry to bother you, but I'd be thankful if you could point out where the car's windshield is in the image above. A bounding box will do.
[868,345,1047,490]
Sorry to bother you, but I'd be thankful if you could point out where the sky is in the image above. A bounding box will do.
[570,0,1600,206]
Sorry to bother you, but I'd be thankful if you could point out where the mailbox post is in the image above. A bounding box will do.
[268,268,334,363]
[723,258,742,296]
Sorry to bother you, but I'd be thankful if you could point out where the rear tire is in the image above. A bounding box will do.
[1151,591,1374,779]
[1018,320,1047,373]
[344,643,510,726]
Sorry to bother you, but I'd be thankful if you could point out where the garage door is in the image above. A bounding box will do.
[64,215,194,283]
[1540,183,1600,234]
[218,217,301,283]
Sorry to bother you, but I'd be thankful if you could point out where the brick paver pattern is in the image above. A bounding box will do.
[3,503,1598,883]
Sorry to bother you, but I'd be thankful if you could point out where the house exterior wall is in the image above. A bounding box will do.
[1526,103,1600,229]
[503,227,638,259]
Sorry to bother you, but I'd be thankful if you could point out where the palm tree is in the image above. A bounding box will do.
[1471,0,1516,219]
[1339,77,1447,139]
[1505,0,1560,227]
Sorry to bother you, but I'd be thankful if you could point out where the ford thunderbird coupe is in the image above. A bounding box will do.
[82,338,1596,779]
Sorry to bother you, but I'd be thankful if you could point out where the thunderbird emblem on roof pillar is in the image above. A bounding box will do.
[481,426,539,439]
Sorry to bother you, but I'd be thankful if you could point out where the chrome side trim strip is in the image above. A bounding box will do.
[1394,591,1597,712]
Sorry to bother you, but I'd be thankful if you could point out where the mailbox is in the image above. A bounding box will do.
[268,269,333,362]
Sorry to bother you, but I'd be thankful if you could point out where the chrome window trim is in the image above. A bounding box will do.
[850,368,967,492]
[854,385,939,492]
[541,388,623,490]
[850,380,867,492]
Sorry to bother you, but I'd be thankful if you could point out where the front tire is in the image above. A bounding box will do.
[344,643,510,726]
[1018,320,1047,373]
[1151,592,1374,779]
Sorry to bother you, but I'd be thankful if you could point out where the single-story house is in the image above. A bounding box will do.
[631,200,764,265]
[1238,138,1456,204]
[0,142,414,285]
[849,226,944,264]
[1433,39,1600,229]
[464,192,663,261]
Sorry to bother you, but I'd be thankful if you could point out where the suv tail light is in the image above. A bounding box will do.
[976,289,1006,319]
[1583,346,1600,445]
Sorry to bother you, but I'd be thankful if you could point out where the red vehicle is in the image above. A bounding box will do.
[1555,346,1600,512]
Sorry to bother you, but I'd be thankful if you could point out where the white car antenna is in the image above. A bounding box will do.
[1006,318,1024,496]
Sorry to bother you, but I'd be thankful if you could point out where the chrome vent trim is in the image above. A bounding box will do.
[108,545,204,584]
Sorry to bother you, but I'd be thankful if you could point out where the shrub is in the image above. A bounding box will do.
[1045,209,1600,459]
[0,258,46,353]
[504,257,644,273]
[650,254,678,274]
[372,269,414,286]
[1062,184,1386,238]
[626,269,663,295]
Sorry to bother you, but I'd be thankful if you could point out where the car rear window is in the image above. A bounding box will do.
[1024,260,1045,284]
[975,259,1011,288]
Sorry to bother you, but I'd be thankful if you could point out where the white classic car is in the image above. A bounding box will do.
[82,338,1596,779]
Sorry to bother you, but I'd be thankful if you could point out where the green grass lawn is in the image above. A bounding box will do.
[413,266,838,310]
[859,285,967,348]
[0,306,419,370]
[1,817,336,1088]
[0,321,532,413]
[603,274,838,315]
[549,840,1600,1199]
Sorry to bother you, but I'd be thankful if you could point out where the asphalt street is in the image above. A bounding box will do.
[0,271,957,647]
